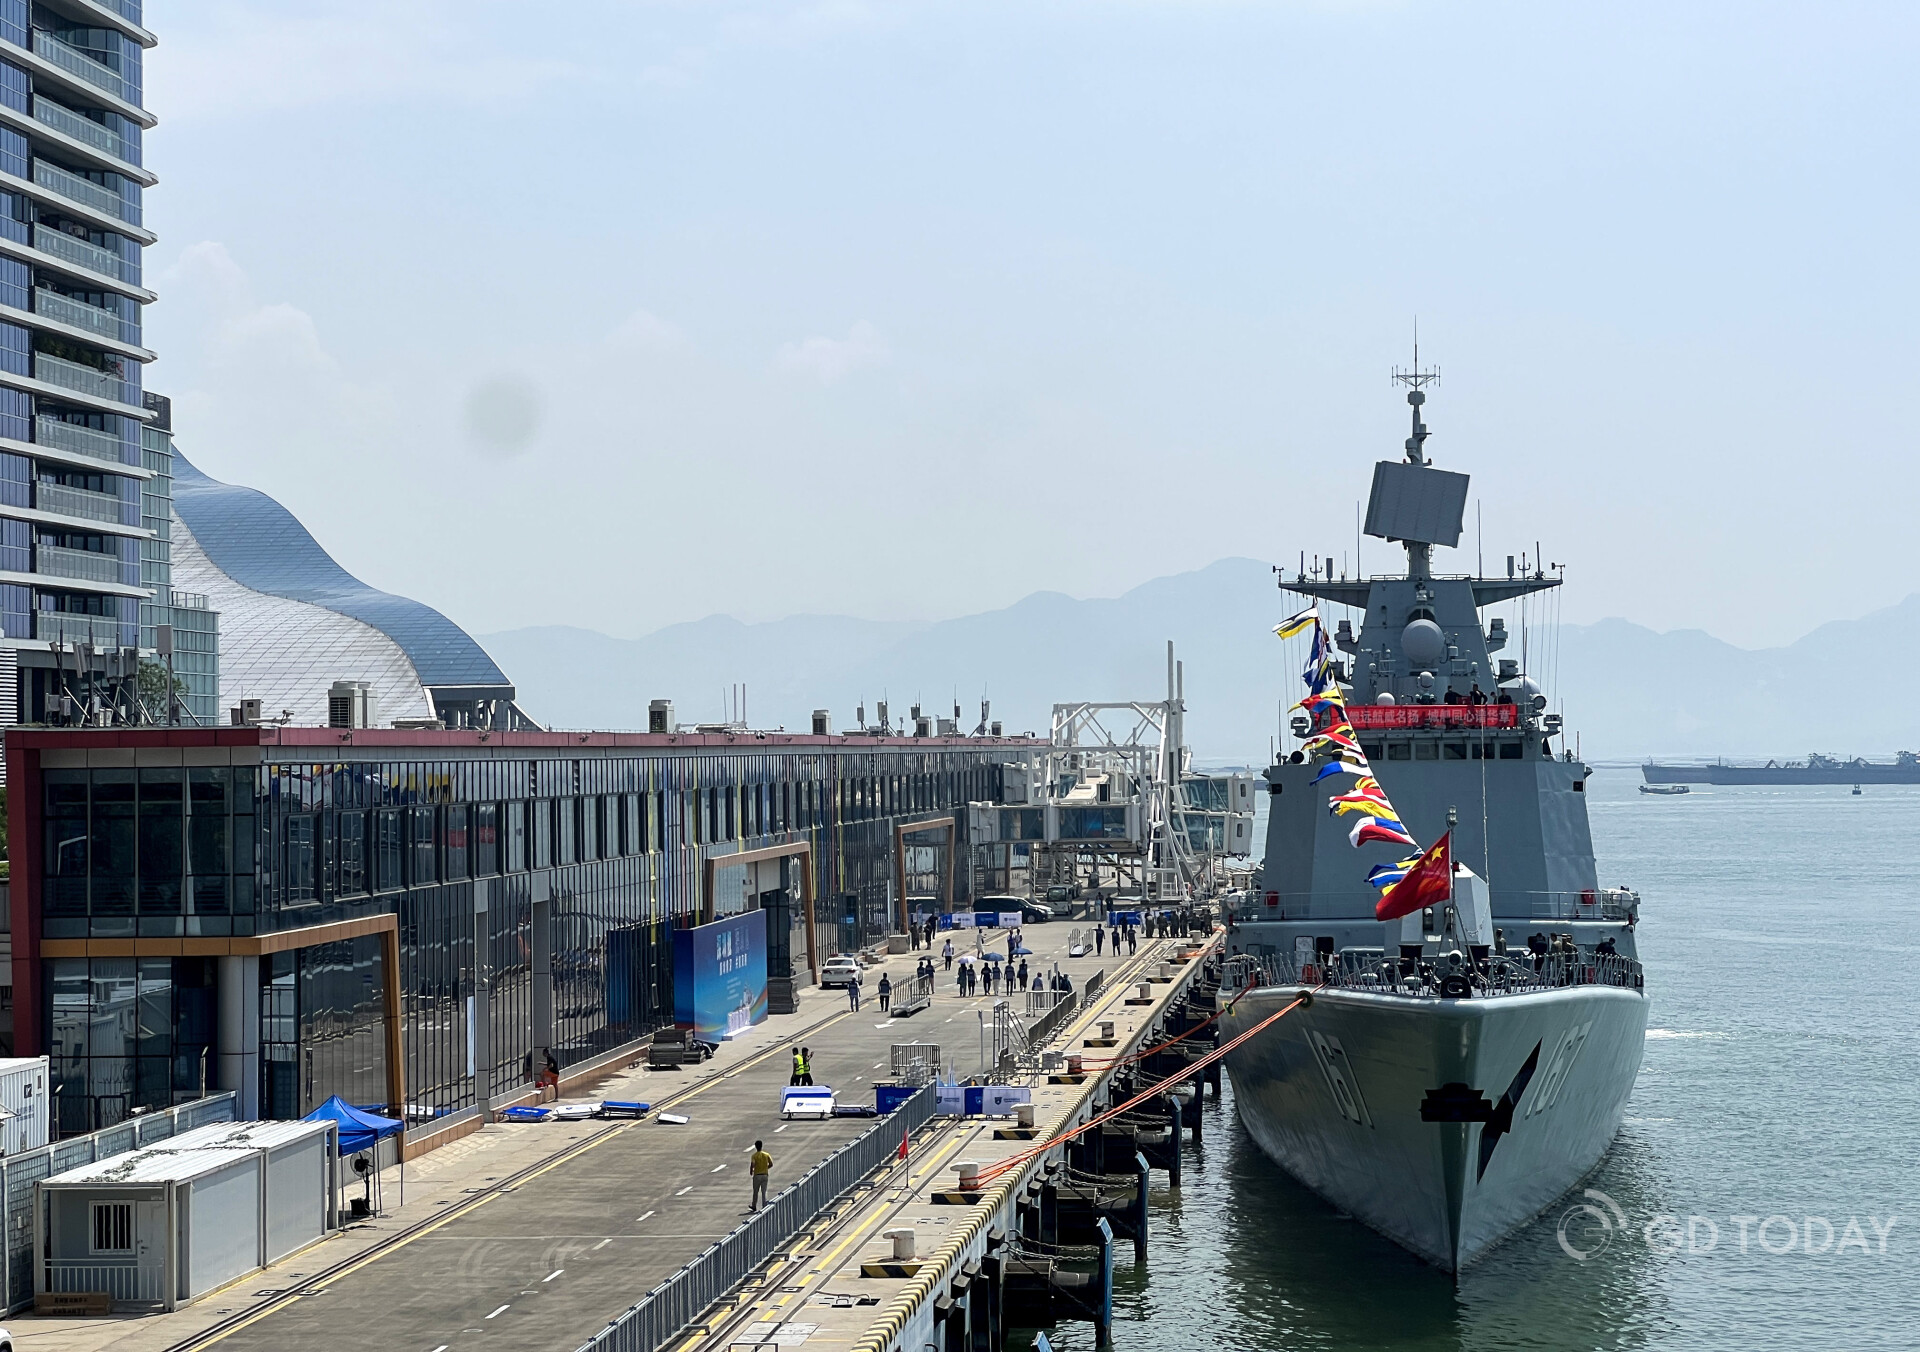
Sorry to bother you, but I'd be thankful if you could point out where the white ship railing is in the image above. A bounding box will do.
[1236,947,1643,999]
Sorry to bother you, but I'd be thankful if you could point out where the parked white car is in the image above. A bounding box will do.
[819,956,862,989]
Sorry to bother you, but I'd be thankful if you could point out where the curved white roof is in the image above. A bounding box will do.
[171,520,435,727]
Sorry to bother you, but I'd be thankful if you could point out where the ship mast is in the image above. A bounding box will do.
[1390,341,1441,580]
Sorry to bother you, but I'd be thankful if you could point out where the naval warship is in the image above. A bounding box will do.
[1221,369,1648,1273]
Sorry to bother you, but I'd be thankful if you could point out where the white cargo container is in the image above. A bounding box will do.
[0,1056,51,1154]
[36,1118,335,1309]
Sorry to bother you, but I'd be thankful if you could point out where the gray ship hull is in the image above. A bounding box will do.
[1221,982,1648,1272]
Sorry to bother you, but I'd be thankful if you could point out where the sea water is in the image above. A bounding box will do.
[1039,770,1920,1350]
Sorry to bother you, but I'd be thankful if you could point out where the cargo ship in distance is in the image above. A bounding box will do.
[1641,751,1920,785]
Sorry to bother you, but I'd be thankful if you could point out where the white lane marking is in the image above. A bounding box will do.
[872,1062,883,1069]
[711,1163,727,1173]
[486,1305,510,1319]
[544,1269,563,1282]
[675,1186,693,1196]
[593,1238,613,1250]
[637,1210,656,1222]
[431,1346,449,1352]
[774,1124,787,1133]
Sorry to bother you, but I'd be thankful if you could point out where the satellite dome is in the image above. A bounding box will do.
[1377,691,1396,706]
[1402,618,1446,669]
[1504,675,1543,705]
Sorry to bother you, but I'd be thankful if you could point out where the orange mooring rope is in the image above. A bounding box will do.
[976,988,1314,1184]
[1073,1001,1229,1071]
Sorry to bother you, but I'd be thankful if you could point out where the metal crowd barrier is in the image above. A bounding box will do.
[1026,990,1080,1049]
[5,1092,239,1311]
[572,1084,937,1352]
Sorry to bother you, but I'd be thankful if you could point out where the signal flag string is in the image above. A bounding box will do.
[975,988,1316,1185]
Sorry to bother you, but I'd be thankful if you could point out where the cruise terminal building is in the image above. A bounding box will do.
[7,722,1032,1143]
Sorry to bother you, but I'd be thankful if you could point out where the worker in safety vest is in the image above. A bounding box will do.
[790,1047,806,1086]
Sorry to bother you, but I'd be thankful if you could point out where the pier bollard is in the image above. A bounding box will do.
[884,1227,916,1260]
[1099,1020,1115,1041]
[1016,1102,1036,1129]
[1137,983,1151,1002]
[954,1161,982,1192]
[1067,1055,1085,1076]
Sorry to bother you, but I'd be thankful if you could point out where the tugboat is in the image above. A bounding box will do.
[1222,367,1648,1274]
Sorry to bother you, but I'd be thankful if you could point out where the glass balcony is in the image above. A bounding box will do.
[89,0,144,30]
[32,160,138,226]
[36,541,123,585]
[35,611,123,647]
[32,96,138,167]
[36,480,126,523]
[34,351,138,406]
[36,415,129,465]
[33,224,132,283]
[34,286,124,340]
[31,31,135,105]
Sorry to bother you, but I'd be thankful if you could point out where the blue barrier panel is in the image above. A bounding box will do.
[672,911,768,1043]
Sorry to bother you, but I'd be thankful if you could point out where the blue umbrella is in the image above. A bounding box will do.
[980,951,1006,963]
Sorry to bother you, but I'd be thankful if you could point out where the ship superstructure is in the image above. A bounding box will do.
[1221,368,1649,1272]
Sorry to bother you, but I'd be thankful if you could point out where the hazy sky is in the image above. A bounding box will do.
[142,1,1920,651]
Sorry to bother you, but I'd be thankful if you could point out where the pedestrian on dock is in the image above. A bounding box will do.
[1018,958,1029,989]
[848,973,862,1011]
[750,1140,773,1210]
[878,973,892,1012]
[1094,926,1105,955]
[790,1046,805,1086]
[942,939,955,971]
[798,1047,814,1085]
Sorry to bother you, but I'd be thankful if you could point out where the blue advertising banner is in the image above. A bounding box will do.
[673,911,769,1043]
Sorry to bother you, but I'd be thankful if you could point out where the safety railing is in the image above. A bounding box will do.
[33,95,139,166]
[8,1092,237,1312]
[36,480,127,523]
[1027,989,1079,1048]
[32,159,139,225]
[573,1085,936,1352]
[34,350,139,406]
[32,31,137,106]
[34,222,136,283]
[1237,946,1644,999]
[34,286,125,340]
[36,541,123,585]
[44,1259,164,1304]
[1236,888,1639,924]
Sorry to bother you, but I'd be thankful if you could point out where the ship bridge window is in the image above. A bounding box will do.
[1444,742,1467,760]
[1361,742,1384,761]
[1499,741,1523,760]
[1414,741,1438,760]
[1386,742,1411,761]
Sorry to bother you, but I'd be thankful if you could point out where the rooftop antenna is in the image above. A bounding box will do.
[1390,321,1441,466]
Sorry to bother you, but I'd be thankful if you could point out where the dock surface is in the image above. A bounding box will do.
[14,919,1161,1352]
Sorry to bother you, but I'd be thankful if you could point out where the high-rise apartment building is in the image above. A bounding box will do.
[0,2,219,727]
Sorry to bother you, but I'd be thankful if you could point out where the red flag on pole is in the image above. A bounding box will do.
[1375,831,1452,922]
[898,1127,910,1161]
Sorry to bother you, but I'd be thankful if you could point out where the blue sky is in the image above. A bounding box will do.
[141,1,1920,649]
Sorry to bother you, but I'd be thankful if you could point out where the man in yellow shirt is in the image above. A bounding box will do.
[750,1140,773,1210]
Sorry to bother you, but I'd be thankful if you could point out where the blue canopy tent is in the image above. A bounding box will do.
[305,1096,406,1214]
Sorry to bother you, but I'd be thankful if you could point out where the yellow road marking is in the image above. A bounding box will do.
[188,1006,857,1348]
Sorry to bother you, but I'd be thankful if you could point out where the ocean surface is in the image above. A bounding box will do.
[1037,770,1920,1351]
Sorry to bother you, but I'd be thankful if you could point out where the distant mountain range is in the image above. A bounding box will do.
[479,559,1920,762]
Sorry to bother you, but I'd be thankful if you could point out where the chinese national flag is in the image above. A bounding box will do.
[898,1128,910,1161]
[1375,831,1453,922]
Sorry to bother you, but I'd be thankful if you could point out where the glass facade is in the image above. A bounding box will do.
[0,5,167,712]
[33,739,1017,1133]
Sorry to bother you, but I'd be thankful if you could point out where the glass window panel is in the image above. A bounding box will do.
[443,804,468,880]
[138,768,183,914]
[89,769,136,932]
[474,802,498,876]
